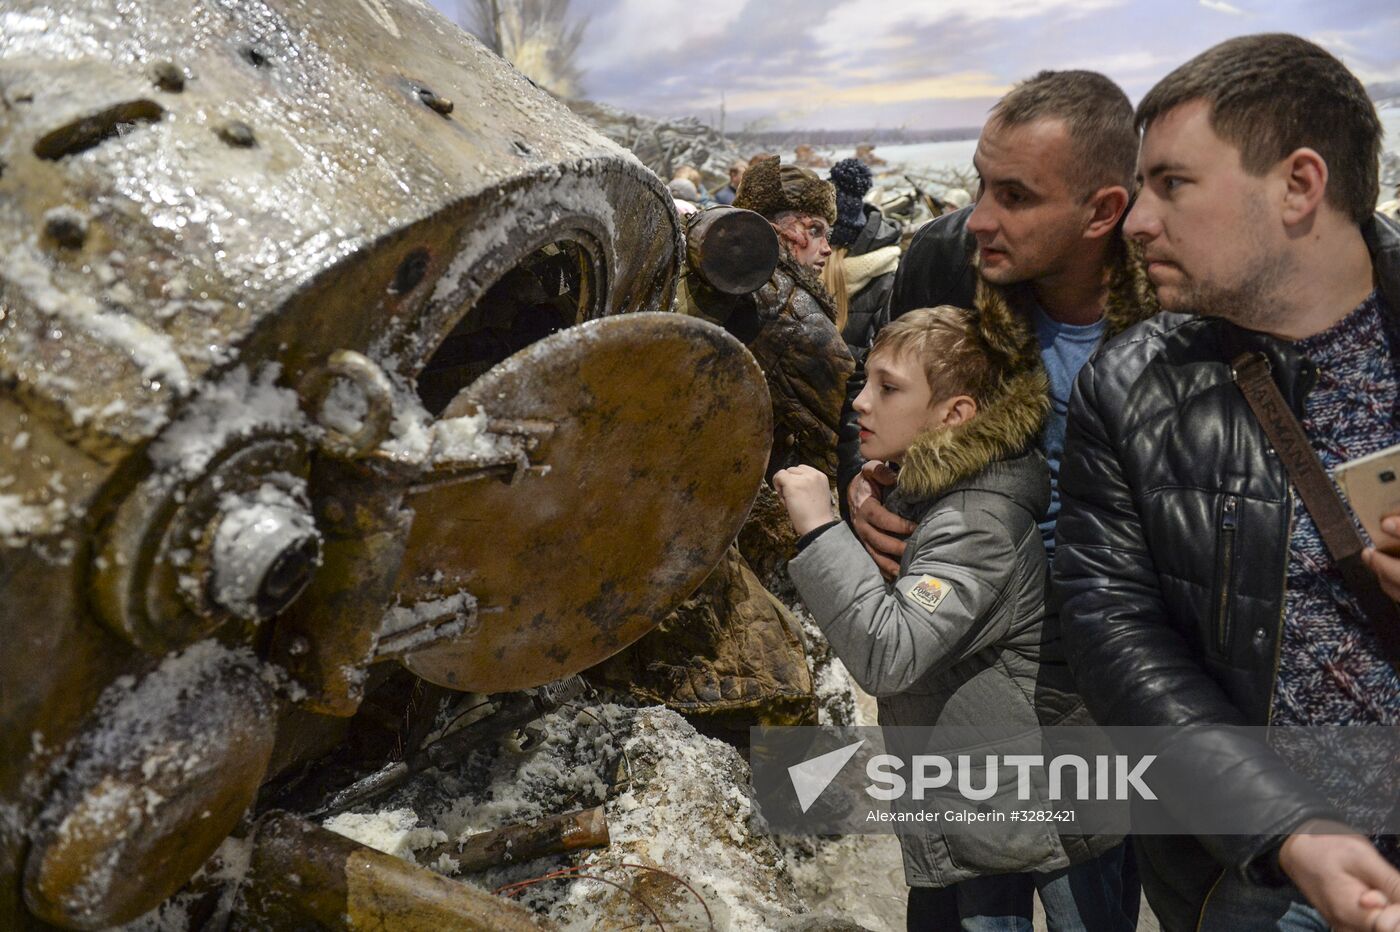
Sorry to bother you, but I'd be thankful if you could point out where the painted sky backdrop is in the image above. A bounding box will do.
[435,0,1400,132]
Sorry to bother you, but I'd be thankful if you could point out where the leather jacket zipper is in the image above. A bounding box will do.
[1266,486,1294,726]
[1214,495,1240,654]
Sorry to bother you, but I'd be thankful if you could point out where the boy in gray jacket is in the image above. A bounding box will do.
[773,306,1128,930]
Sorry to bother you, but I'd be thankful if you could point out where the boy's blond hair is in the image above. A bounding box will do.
[868,306,1001,406]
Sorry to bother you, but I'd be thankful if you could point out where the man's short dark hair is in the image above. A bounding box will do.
[989,70,1137,197]
[1136,33,1382,225]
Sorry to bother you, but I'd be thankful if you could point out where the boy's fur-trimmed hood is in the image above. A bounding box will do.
[892,364,1050,502]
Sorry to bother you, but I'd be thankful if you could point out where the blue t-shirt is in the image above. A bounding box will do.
[1032,305,1106,555]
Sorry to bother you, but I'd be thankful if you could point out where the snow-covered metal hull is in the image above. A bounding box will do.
[0,1,770,926]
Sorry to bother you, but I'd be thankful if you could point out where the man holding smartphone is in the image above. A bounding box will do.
[1054,33,1400,932]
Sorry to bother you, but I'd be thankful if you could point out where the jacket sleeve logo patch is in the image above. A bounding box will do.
[907,575,950,614]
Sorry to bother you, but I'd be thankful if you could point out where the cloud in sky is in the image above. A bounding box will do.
[432,0,1400,130]
[810,0,1121,59]
[1198,0,1245,15]
[577,0,750,73]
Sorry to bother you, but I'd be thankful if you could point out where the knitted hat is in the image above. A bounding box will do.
[828,158,873,248]
[732,155,837,225]
[667,177,700,202]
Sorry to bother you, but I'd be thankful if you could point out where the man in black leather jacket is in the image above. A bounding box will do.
[1055,34,1400,932]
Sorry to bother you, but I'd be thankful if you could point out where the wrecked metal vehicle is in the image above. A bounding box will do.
[0,0,772,927]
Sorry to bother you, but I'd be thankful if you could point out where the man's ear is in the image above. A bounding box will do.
[1084,185,1130,239]
[1279,147,1328,227]
[941,395,978,427]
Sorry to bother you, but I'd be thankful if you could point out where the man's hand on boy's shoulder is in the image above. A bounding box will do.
[773,465,837,537]
[847,461,914,580]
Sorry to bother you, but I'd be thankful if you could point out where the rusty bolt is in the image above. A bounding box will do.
[153,61,185,92]
[216,121,257,148]
[43,207,88,249]
[417,87,454,116]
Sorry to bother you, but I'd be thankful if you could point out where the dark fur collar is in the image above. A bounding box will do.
[973,236,1161,372]
[776,247,838,324]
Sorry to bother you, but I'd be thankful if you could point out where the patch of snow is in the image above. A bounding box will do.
[430,409,501,463]
[793,601,859,728]
[546,707,803,930]
[323,808,448,860]
[375,386,510,469]
[3,242,191,395]
[316,699,821,930]
[111,894,191,932]
[258,661,308,704]
[378,590,477,656]
[0,493,67,548]
[782,833,907,932]
[379,388,435,463]
[320,376,369,437]
[147,364,305,478]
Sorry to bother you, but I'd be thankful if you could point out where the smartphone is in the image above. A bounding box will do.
[1334,442,1400,555]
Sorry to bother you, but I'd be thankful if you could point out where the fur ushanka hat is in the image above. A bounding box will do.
[733,155,837,225]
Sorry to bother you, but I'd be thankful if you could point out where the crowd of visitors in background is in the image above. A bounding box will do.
[663,30,1400,932]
